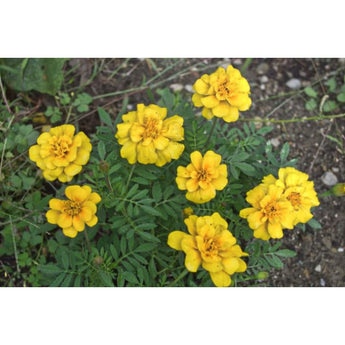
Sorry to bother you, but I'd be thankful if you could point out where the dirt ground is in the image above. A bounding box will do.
[57,58,345,286]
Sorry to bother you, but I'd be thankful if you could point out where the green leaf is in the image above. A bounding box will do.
[97,141,106,160]
[280,142,290,162]
[265,255,284,269]
[1,58,67,95]
[137,231,160,243]
[98,107,113,127]
[307,218,322,230]
[38,264,63,275]
[323,100,337,112]
[135,243,158,253]
[305,99,317,111]
[235,162,256,176]
[49,273,66,287]
[275,249,296,258]
[152,182,162,201]
[336,93,345,103]
[122,271,139,284]
[326,77,337,93]
[139,205,163,217]
[98,271,114,287]
[304,86,318,98]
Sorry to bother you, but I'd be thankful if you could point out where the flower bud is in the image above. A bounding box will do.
[331,183,345,196]
[93,256,104,266]
[99,160,109,173]
[183,207,194,217]
[256,271,269,280]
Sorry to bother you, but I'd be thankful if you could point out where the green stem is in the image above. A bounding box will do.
[204,117,218,149]
[125,163,136,192]
[84,230,92,254]
[105,173,113,193]
[168,269,189,287]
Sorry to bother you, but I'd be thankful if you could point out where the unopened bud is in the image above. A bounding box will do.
[257,271,269,280]
[99,160,109,173]
[183,207,194,217]
[331,183,345,196]
[93,256,104,266]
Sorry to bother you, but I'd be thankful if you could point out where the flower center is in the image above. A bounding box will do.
[264,202,279,219]
[63,200,81,216]
[49,135,72,158]
[287,192,301,208]
[143,117,160,139]
[216,79,232,100]
[204,238,218,257]
[197,168,210,182]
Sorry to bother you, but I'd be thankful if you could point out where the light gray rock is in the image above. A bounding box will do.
[286,78,302,90]
[270,138,280,148]
[259,75,269,84]
[256,62,269,75]
[170,83,183,92]
[315,264,322,272]
[321,171,338,186]
[184,84,194,93]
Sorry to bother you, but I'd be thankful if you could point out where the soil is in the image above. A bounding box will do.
[31,58,345,286]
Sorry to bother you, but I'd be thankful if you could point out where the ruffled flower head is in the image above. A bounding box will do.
[168,212,248,287]
[192,65,251,122]
[29,124,92,182]
[115,104,184,166]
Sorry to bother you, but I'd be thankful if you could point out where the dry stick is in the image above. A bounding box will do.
[0,76,12,114]
[307,120,334,176]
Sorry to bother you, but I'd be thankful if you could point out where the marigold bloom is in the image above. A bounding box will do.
[167,212,248,287]
[262,167,320,225]
[239,184,295,240]
[29,124,92,182]
[115,104,185,166]
[46,185,101,238]
[176,151,228,203]
[192,65,251,122]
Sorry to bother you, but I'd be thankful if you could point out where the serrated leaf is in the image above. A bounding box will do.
[99,271,114,287]
[122,271,139,285]
[38,264,63,275]
[305,99,317,111]
[235,162,256,176]
[152,182,162,201]
[275,249,296,258]
[336,93,345,103]
[49,273,66,287]
[97,141,106,160]
[135,243,158,253]
[139,205,163,217]
[265,255,284,269]
[304,87,318,98]
[120,236,127,254]
[137,231,160,243]
[98,107,113,127]
[280,142,290,162]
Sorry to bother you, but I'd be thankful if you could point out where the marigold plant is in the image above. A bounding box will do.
[115,104,185,166]
[29,124,92,182]
[191,65,251,122]
[176,150,228,203]
[167,212,248,287]
[46,185,101,238]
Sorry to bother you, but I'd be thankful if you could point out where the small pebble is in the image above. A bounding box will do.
[184,84,194,93]
[270,138,280,148]
[331,167,340,173]
[321,171,338,186]
[315,264,322,272]
[338,247,344,252]
[127,104,134,110]
[286,78,302,90]
[170,83,183,92]
[256,62,269,75]
[259,75,269,84]
[260,84,266,90]
[232,58,242,65]
[320,278,326,287]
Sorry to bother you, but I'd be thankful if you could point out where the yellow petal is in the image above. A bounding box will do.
[49,198,65,211]
[58,173,72,183]
[184,250,202,272]
[46,210,60,224]
[202,107,214,120]
[61,124,75,137]
[212,101,232,117]
[176,176,187,190]
[88,192,101,204]
[86,215,98,227]
[212,175,228,190]
[222,107,239,123]
[81,201,97,214]
[209,271,231,287]
[64,163,82,177]
[190,151,202,170]
[57,213,73,228]
[29,145,41,162]
[186,178,199,192]
[247,211,264,229]
[137,142,157,164]
[202,261,223,273]
[153,136,169,150]
[120,141,137,164]
[42,169,58,181]
[79,207,93,222]
[65,185,89,202]
[73,148,90,165]
[192,93,203,107]
[201,95,219,108]
[193,78,209,94]
[184,215,198,236]
[253,224,271,240]
[73,215,85,232]
[222,257,240,275]
[267,221,284,239]
[163,115,184,141]
[115,123,132,139]
[62,227,78,238]
[167,231,188,251]
[37,132,51,145]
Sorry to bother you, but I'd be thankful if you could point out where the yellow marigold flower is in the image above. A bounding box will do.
[192,65,251,122]
[115,104,185,167]
[167,212,248,287]
[239,184,295,240]
[262,167,320,225]
[46,185,101,238]
[176,150,228,203]
[29,124,92,182]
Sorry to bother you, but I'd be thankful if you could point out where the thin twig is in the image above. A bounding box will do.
[0,76,12,114]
